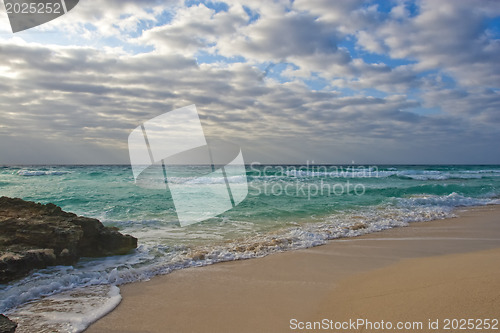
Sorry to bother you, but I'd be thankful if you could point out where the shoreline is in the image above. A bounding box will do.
[86,205,500,332]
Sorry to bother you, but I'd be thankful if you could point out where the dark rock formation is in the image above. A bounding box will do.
[0,314,16,333]
[0,197,137,283]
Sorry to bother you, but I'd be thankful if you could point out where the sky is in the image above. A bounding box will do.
[0,0,499,165]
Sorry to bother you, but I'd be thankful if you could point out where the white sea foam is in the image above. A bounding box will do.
[168,174,248,184]
[375,169,499,180]
[17,170,70,176]
[283,168,500,180]
[397,192,500,207]
[7,285,121,333]
[459,169,500,173]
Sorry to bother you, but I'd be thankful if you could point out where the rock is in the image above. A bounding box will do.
[0,314,16,333]
[0,249,57,283]
[0,197,137,283]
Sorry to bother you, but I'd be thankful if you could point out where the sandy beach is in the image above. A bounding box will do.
[86,205,500,333]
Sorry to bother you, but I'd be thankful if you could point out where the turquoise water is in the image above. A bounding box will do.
[2,165,499,229]
[0,164,499,331]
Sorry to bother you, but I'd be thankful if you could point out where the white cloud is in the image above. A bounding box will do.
[138,3,247,55]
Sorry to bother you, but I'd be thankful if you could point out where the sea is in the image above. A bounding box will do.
[1,164,500,332]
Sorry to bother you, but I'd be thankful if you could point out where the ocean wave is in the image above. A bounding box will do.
[459,169,500,174]
[168,174,248,185]
[397,192,500,207]
[17,170,71,176]
[403,173,482,180]
[377,170,499,180]
[283,168,500,180]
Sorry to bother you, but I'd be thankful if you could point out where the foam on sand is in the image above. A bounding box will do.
[7,285,121,333]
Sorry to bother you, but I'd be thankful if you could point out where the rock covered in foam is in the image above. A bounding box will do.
[0,197,137,283]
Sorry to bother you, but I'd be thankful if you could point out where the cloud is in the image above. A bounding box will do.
[0,0,499,164]
[357,0,500,86]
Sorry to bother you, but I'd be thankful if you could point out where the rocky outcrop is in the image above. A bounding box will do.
[0,314,16,333]
[0,197,137,283]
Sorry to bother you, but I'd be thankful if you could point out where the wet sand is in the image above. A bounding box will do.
[86,205,500,333]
